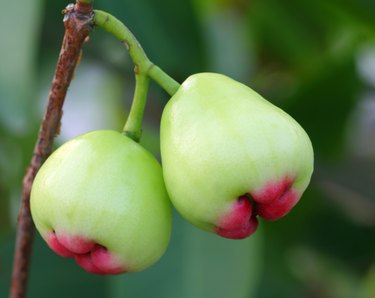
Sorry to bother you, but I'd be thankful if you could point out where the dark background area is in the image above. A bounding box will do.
[1,0,375,297]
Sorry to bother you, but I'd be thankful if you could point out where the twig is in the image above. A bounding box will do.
[10,2,93,297]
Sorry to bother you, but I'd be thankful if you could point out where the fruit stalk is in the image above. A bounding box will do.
[93,10,180,140]
[93,10,180,96]
[10,3,93,297]
[123,73,150,142]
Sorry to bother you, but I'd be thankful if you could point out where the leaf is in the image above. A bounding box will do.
[285,57,361,158]
[108,212,262,298]
[0,0,42,131]
[181,221,262,298]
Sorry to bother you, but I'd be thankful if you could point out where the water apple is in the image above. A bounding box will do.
[160,73,313,239]
[31,130,171,274]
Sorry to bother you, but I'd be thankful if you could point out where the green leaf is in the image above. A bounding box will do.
[108,213,262,298]
[182,221,262,298]
[0,0,42,130]
[285,57,360,158]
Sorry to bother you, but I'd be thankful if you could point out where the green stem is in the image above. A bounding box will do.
[93,10,180,94]
[93,10,180,141]
[148,64,180,96]
[123,74,149,142]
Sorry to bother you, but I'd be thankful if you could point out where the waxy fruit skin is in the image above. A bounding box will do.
[160,73,314,239]
[30,130,172,274]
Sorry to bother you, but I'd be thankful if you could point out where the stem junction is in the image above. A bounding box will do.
[93,10,180,141]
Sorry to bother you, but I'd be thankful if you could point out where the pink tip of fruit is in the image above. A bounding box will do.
[251,177,300,221]
[47,233,74,258]
[57,234,95,254]
[251,177,294,204]
[256,188,299,220]
[46,232,126,275]
[75,245,125,275]
[216,196,258,239]
[215,177,301,239]
[75,253,105,274]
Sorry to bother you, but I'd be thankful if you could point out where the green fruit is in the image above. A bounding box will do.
[30,130,171,274]
[160,73,313,239]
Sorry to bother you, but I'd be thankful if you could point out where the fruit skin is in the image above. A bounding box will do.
[160,73,314,239]
[30,130,172,274]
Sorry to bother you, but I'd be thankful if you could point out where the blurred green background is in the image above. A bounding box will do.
[1,0,375,297]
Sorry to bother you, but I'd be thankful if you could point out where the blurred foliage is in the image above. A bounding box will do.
[1,0,375,297]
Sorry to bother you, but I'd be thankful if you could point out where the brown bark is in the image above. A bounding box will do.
[10,3,93,298]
